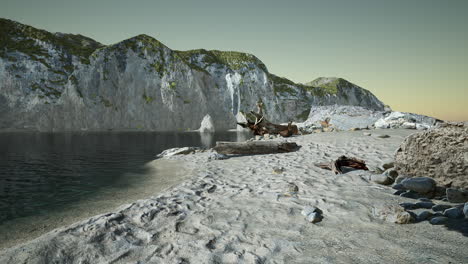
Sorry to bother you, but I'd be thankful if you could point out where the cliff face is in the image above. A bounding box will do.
[0,18,385,131]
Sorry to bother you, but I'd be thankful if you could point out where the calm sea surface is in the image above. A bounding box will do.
[0,131,251,225]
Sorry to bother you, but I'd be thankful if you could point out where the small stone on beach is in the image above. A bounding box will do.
[429,216,449,225]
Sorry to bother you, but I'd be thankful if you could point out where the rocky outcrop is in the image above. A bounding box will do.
[374,111,441,130]
[198,114,215,133]
[394,123,468,189]
[0,18,386,131]
[297,105,384,131]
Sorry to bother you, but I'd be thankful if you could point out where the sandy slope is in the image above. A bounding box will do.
[1,129,467,264]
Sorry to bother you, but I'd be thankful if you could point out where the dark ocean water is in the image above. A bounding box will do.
[0,131,251,224]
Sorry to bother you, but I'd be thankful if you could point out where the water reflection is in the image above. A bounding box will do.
[0,131,251,224]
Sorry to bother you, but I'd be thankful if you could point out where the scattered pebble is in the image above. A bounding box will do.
[272,166,285,174]
[377,134,390,138]
[301,206,323,223]
[363,132,372,136]
[287,183,299,193]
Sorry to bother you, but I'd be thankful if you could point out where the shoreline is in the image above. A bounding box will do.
[0,159,192,251]
[1,129,467,263]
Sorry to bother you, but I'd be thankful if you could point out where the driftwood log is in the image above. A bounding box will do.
[315,156,368,174]
[214,141,300,155]
[237,102,299,137]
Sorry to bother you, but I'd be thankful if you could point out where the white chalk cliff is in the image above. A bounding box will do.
[0,18,386,131]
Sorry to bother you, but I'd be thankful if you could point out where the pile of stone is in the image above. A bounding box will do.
[374,111,440,130]
[370,160,468,225]
[296,105,442,134]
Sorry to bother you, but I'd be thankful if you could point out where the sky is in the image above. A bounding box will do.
[1,0,467,121]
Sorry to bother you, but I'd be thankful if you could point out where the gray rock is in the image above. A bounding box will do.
[395,175,409,184]
[401,177,436,194]
[443,207,464,219]
[395,124,468,189]
[301,206,323,223]
[287,183,299,193]
[156,147,200,158]
[415,201,435,209]
[432,204,453,212]
[371,174,393,185]
[208,153,228,161]
[381,161,395,170]
[400,190,420,199]
[392,183,406,190]
[393,190,406,195]
[399,202,417,210]
[432,212,444,218]
[377,134,390,138]
[383,169,398,180]
[363,132,372,136]
[429,216,449,225]
[446,188,468,203]
[417,211,433,221]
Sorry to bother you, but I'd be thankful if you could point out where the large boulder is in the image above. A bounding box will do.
[394,123,468,189]
[199,114,215,133]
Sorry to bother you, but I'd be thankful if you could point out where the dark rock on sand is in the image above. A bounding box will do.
[432,204,453,212]
[429,216,449,225]
[446,188,468,203]
[443,207,464,219]
[417,211,433,221]
[401,177,436,194]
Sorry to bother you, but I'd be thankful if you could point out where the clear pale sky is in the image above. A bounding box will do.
[2,0,467,121]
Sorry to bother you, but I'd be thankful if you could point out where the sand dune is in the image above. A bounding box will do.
[1,129,466,263]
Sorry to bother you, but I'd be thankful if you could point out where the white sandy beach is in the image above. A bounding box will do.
[1,129,467,263]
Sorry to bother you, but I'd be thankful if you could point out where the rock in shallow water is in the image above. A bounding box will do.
[401,177,436,194]
[464,203,468,218]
